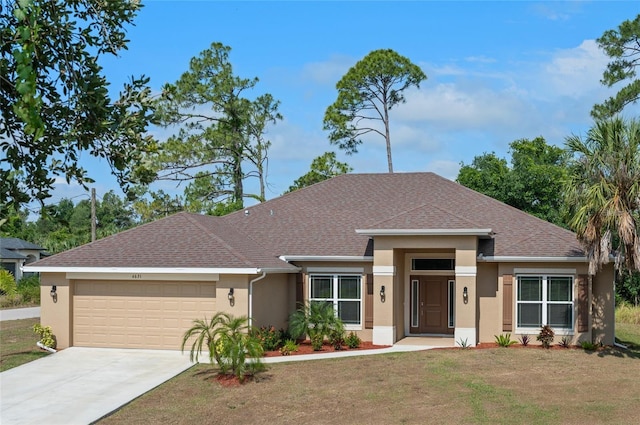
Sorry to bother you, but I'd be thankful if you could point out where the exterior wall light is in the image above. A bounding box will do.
[50,285,57,303]
[227,288,234,305]
[379,285,385,302]
[463,286,468,304]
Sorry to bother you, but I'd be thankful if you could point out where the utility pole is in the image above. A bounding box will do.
[91,188,96,242]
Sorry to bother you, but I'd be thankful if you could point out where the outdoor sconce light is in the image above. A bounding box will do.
[463,286,468,304]
[50,285,57,303]
[379,285,385,302]
[227,288,234,305]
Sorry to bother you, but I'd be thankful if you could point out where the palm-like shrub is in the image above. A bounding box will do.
[181,312,264,382]
[288,301,344,350]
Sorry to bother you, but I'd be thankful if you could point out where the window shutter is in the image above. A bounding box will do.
[503,274,513,332]
[577,275,589,332]
[365,273,374,329]
[296,273,304,307]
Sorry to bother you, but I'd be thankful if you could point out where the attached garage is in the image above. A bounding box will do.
[73,280,216,349]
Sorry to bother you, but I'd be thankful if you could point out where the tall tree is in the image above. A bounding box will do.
[0,0,157,213]
[286,152,352,193]
[564,117,640,275]
[592,14,640,119]
[457,137,569,227]
[323,49,426,173]
[146,42,281,213]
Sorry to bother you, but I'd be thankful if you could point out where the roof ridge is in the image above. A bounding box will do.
[182,213,258,268]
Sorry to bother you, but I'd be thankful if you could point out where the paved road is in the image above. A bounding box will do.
[0,347,193,425]
[0,307,40,321]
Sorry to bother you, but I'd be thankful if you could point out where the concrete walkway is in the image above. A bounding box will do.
[0,307,40,321]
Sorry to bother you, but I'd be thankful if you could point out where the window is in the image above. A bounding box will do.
[310,274,362,326]
[517,275,573,329]
[412,258,455,271]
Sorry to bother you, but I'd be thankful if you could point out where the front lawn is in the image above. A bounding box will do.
[99,324,640,425]
[0,318,49,372]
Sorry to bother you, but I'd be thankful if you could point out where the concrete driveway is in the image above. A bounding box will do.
[0,347,194,425]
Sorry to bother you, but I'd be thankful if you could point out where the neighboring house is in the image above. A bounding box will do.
[25,173,615,350]
[0,238,46,281]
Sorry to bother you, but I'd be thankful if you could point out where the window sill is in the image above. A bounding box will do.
[344,324,362,331]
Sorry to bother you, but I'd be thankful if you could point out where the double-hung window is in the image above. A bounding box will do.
[517,275,573,330]
[309,274,362,327]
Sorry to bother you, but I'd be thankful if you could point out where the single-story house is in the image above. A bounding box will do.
[25,173,615,350]
[1,237,46,281]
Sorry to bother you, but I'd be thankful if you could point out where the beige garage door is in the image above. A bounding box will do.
[74,280,216,349]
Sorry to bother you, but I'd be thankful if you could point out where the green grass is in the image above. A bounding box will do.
[615,303,640,325]
[0,318,49,372]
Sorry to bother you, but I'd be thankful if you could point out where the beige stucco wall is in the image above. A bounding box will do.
[40,273,72,349]
[215,275,249,317]
[593,263,615,346]
[477,263,499,343]
[252,273,290,330]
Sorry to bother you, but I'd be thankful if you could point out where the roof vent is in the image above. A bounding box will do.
[244,210,250,216]
[270,210,274,216]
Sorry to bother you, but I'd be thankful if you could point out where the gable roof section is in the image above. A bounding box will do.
[0,238,45,251]
[30,172,585,271]
[1,247,27,260]
[29,212,296,271]
[223,172,584,259]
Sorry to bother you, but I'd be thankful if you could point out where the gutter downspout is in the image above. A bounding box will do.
[248,271,267,326]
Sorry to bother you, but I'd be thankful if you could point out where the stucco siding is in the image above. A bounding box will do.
[477,263,499,343]
[252,274,290,330]
[593,264,615,346]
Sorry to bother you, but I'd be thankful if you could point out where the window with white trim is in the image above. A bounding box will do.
[309,274,362,326]
[517,275,573,329]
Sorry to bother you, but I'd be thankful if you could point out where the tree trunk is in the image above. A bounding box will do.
[383,98,393,173]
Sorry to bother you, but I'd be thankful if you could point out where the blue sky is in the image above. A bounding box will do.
[49,0,639,206]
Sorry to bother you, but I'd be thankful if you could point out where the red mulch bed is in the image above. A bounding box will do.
[263,340,390,357]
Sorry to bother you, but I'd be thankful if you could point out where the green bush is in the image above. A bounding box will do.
[33,324,56,349]
[17,275,40,304]
[494,333,517,347]
[280,339,298,356]
[288,301,344,351]
[345,331,361,349]
[252,325,283,351]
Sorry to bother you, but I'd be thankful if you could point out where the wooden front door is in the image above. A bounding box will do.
[410,276,453,334]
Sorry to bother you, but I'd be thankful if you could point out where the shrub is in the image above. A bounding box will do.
[288,302,344,351]
[17,275,40,305]
[495,333,517,347]
[615,302,640,325]
[33,324,56,349]
[518,335,531,346]
[537,325,555,349]
[328,325,345,351]
[0,269,17,297]
[580,340,598,351]
[253,326,283,351]
[345,331,361,349]
[559,336,571,348]
[280,339,298,356]
[457,338,470,349]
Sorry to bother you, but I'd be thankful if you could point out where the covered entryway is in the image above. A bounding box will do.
[409,276,454,335]
[73,280,216,349]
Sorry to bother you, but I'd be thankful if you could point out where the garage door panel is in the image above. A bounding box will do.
[73,281,216,349]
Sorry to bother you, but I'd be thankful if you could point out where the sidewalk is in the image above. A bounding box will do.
[0,307,40,321]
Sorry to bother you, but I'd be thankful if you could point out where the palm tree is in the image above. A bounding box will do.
[564,117,640,275]
[289,301,344,350]
[181,312,228,363]
[181,312,264,382]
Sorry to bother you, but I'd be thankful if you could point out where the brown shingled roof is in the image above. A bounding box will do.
[33,172,584,270]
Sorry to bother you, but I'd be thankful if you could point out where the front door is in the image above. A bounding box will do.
[410,276,453,334]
